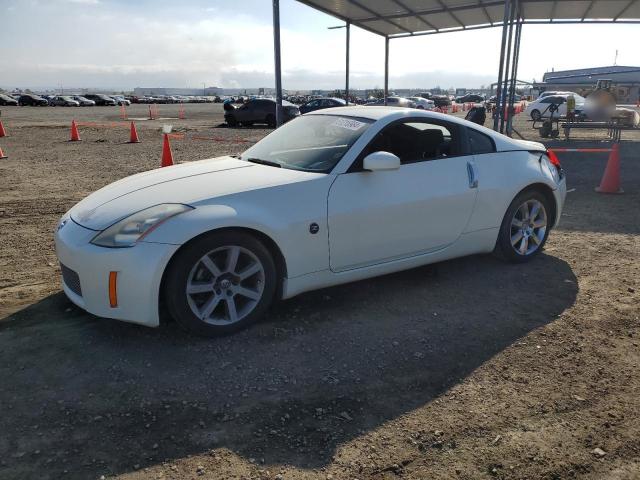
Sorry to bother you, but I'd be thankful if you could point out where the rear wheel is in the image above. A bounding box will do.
[165,231,277,336]
[494,190,551,263]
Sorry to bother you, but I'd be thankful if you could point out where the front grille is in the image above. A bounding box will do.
[61,264,82,297]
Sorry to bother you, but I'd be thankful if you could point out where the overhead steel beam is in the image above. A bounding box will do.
[549,0,558,21]
[295,0,388,36]
[581,0,596,20]
[272,0,283,127]
[389,17,640,39]
[478,0,494,25]
[391,0,439,31]
[343,0,414,34]
[614,0,637,20]
[434,0,466,28]
[357,0,504,22]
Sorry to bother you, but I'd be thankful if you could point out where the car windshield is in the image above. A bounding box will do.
[241,114,373,173]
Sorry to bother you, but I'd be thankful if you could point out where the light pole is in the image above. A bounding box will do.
[328,22,350,105]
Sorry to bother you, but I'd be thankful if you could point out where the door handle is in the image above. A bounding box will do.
[466,161,478,189]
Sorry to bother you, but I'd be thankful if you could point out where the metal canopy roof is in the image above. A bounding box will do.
[297,0,640,37]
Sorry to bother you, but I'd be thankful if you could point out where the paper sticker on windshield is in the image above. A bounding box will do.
[332,118,366,131]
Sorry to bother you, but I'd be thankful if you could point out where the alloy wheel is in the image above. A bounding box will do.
[185,246,265,325]
[510,199,547,256]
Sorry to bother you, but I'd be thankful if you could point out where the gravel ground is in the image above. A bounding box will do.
[0,103,638,480]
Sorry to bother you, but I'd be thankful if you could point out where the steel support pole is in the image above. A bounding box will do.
[345,21,350,105]
[499,0,517,133]
[493,0,511,131]
[384,37,389,106]
[272,0,283,127]
[507,15,523,134]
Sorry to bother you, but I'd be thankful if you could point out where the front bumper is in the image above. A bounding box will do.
[55,218,180,327]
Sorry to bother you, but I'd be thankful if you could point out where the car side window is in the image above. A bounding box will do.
[352,119,460,171]
[467,128,496,154]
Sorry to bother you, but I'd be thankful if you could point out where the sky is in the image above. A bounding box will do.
[0,0,638,91]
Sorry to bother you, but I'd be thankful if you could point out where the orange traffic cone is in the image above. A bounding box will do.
[70,120,81,141]
[595,143,623,194]
[128,121,140,143]
[0,145,7,159]
[161,133,173,167]
[0,120,6,137]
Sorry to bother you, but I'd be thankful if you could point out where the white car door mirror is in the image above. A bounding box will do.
[363,151,401,171]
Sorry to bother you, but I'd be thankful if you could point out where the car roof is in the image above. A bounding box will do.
[307,106,542,152]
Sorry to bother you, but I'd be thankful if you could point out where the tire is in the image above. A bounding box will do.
[531,109,541,121]
[494,190,551,263]
[226,116,238,127]
[266,114,276,128]
[164,231,277,336]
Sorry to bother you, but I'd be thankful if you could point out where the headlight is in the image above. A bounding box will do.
[91,204,193,248]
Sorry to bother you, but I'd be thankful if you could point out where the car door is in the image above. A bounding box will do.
[327,119,478,272]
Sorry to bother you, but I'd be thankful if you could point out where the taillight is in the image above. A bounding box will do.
[546,149,561,168]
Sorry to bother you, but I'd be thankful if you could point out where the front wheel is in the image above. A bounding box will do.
[531,109,541,121]
[494,191,551,263]
[165,232,277,336]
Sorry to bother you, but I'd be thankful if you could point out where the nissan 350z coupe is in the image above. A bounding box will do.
[55,107,566,336]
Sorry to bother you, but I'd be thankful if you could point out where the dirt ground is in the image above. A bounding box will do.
[0,103,638,480]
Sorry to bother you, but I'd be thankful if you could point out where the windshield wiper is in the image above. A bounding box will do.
[244,157,282,168]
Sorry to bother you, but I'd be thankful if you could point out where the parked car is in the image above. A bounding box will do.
[299,97,346,114]
[538,91,575,99]
[431,95,452,107]
[83,94,117,106]
[224,98,300,127]
[111,96,131,106]
[18,94,49,106]
[55,107,566,336]
[525,94,585,120]
[407,97,435,110]
[366,96,416,108]
[49,95,80,107]
[72,95,96,106]
[0,94,18,106]
[455,94,485,104]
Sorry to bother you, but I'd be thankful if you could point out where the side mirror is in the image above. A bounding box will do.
[363,151,401,171]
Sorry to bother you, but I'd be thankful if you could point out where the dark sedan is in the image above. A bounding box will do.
[18,94,49,106]
[455,94,485,104]
[299,97,346,114]
[0,94,18,106]
[49,95,80,107]
[83,94,117,106]
[224,99,300,127]
[431,95,452,107]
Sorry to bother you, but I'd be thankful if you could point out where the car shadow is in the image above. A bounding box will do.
[0,253,578,479]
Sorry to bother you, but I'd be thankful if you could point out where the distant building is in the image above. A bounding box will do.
[533,66,640,103]
[133,87,223,96]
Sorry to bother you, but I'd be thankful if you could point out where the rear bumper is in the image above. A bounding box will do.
[55,218,179,327]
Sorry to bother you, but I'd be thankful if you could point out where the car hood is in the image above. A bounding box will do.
[70,156,323,230]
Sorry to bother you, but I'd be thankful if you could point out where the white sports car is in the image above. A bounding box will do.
[55,107,566,336]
